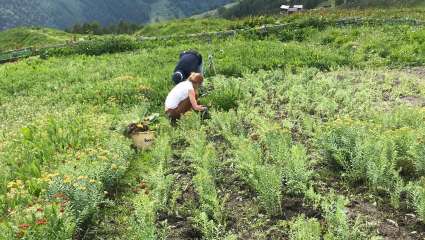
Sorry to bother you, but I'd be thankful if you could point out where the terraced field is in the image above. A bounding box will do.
[1,8,425,240]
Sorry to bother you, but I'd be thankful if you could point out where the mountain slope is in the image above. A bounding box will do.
[0,0,231,30]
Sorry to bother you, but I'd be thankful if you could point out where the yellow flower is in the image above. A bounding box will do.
[48,173,59,178]
[7,181,15,189]
[15,180,23,186]
[78,186,87,191]
[63,176,72,184]
[77,176,88,180]
[111,164,118,170]
[89,179,97,184]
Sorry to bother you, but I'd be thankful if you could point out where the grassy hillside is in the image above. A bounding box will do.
[135,7,425,37]
[344,0,425,7]
[136,18,233,36]
[1,7,425,240]
[0,28,77,52]
[219,0,425,18]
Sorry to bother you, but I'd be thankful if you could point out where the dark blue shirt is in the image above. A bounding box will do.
[174,51,203,80]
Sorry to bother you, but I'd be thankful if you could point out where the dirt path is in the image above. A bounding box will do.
[347,199,425,240]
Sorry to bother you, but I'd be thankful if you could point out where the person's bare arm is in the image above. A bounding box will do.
[189,89,205,111]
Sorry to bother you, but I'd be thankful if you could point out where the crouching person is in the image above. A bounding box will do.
[172,50,203,85]
[165,73,207,124]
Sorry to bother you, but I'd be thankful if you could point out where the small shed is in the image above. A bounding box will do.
[281,4,304,15]
[280,5,290,10]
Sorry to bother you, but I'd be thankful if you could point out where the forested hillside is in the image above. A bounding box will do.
[0,0,231,30]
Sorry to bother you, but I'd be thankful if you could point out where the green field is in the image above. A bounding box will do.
[1,8,425,240]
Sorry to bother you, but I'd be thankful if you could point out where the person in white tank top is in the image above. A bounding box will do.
[165,72,206,123]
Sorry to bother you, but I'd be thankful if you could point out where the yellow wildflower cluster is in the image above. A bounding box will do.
[108,96,118,103]
[138,84,152,92]
[384,126,414,135]
[77,176,89,180]
[6,180,29,199]
[7,180,24,189]
[114,75,135,81]
[41,173,60,183]
[60,174,97,189]
[111,164,118,171]
[63,175,72,184]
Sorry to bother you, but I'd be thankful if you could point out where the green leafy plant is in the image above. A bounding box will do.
[289,215,322,240]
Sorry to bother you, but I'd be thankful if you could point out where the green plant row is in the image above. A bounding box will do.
[129,133,174,239]
[183,129,227,239]
[318,109,425,220]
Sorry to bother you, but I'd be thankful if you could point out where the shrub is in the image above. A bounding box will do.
[263,130,292,165]
[0,202,76,240]
[132,194,157,240]
[3,114,99,182]
[254,164,283,216]
[289,215,322,240]
[203,75,246,111]
[130,134,174,239]
[185,131,223,224]
[44,36,139,57]
[410,138,425,175]
[319,119,368,172]
[322,194,350,240]
[284,145,312,195]
[193,167,223,222]
[193,211,223,240]
[406,182,425,223]
[319,119,405,206]
[362,137,403,204]
[234,139,283,216]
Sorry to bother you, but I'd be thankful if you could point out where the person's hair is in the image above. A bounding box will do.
[188,72,203,84]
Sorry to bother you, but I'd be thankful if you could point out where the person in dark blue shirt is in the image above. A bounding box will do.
[172,50,203,85]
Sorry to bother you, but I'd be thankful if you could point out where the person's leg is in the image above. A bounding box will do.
[166,109,179,126]
[175,98,193,115]
[166,98,193,126]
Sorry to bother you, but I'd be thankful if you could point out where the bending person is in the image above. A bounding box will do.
[165,73,207,123]
[171,50,203,85]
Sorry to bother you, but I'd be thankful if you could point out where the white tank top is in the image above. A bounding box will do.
[165,81,194,110]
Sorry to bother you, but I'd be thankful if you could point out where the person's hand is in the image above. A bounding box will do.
[197,105,207,111]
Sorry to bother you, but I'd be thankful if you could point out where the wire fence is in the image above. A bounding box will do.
[0,17,424,64]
